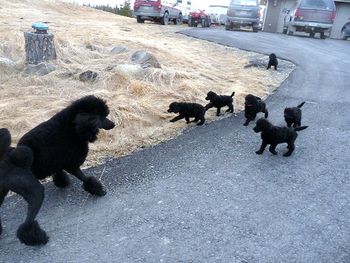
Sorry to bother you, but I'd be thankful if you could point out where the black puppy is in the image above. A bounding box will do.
[205,91,235,116]
[253,118,308,157]
[284,102,305,128]
[0,128,48,246]
[244,94,268,126]
[19,95,115,196]
[267,53,278,70]
[168,102,205,125]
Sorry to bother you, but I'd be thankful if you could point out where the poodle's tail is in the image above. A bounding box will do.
[9,146,33,168]
[231,91,235,97]
[294,126,308,132]
[297,102,306,108]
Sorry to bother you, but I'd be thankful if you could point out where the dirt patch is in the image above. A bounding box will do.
[0,0,295,167]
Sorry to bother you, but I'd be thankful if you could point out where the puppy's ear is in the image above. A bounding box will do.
[73,113,100,142]
[0,128,11,159]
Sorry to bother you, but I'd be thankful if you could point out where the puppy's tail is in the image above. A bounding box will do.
[230,91,235,97]
[294,126,308,132]
[297,101,306,108]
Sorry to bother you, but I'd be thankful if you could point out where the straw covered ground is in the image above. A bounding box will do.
[0,0,294,166]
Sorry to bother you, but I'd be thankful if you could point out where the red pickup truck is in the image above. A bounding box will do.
[134,0,183,25]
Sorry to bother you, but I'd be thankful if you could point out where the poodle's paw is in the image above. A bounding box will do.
[83,177,106,196]
[53,172,70,188]
[255,150,264,155]
[243,122,249,126]
[17,221,49,246]
[270,150,278,155]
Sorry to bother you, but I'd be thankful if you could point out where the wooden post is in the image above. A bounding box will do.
[24,32,57,64]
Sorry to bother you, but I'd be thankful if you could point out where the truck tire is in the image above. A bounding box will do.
[174,14,183,25]
[161,12,169,25]
[137,16,144,23]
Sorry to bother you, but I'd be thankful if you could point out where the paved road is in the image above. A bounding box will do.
[1,29,350,262]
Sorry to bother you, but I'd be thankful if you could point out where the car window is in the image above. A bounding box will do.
[300,0,334,10]
[230,0,258,6]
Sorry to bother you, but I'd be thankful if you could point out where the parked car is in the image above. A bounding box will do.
[134,0,183,25]
[341,22,350,40]
[283,0,336,39]
[225,0,260,32]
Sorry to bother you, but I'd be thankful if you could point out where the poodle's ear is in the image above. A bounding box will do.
[73,113,100,142]
[0,128,11,159]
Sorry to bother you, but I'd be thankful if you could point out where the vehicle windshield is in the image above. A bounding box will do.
[300,0,334,10]
[230,0,257,6]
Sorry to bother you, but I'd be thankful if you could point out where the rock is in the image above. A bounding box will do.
[24,63,56,76]
[0,57,16,68]
[86,44,99,51]
[111,46,128,54]
[106,65,117,71]
[131,51,161,69]
[79,70,98,83]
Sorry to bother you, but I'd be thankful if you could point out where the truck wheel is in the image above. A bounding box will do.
[175,14,183,25]
[320,32,326,39]
[252,24,258,32]
[137,16,144,23]
[309,32,315,38]
[201,18,206,28]
[161,12,169,25]
[188,18,192,27]
[225,24,231,31]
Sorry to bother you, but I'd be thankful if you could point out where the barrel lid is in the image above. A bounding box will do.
[32,22,49,31]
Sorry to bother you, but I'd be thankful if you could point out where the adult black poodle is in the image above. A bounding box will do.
[19,95,115,196]
[244,94,269,126]
[0,128,48,246]
[205,91,235,116]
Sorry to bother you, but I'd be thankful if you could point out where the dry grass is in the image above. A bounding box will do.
[0,0,294,167]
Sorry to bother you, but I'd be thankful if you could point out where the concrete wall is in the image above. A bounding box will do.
[263,0,296,33]
[331,2,350,39]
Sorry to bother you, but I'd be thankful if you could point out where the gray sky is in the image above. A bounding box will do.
[67,0,230,9]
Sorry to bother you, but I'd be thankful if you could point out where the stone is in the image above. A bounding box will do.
[0,57,16,69]
[111,46,128,54]
[24,63,56,76]
[131,51,161,69]
[79,70,98,83]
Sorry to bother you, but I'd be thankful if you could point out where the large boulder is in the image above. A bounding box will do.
[131,51,161,69]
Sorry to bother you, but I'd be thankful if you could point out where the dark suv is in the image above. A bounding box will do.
[283,0,336,39]
[134,0,183,25]
[225,0,260,32]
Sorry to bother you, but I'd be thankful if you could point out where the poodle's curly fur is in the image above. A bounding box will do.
[18,95,115,196]
[253,118,308,157]
[244,94,269,126]
[0,128,48,246]
[168,102,206,126]
[205,91,235,116]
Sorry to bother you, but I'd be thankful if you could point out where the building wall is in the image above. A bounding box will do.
[263,0,296,33]
[331,2,350,39]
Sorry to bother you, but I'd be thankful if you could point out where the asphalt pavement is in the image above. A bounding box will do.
[0,29,349,263]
